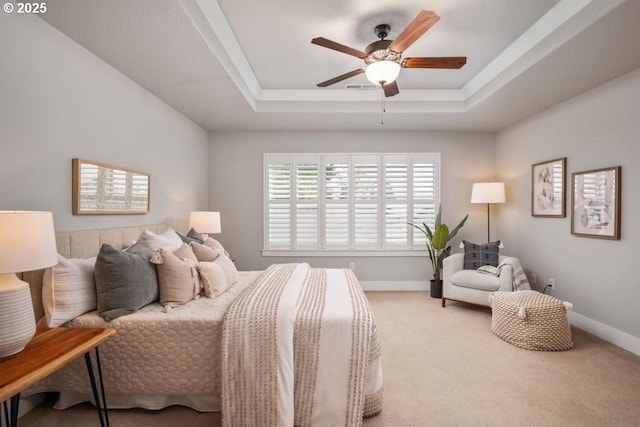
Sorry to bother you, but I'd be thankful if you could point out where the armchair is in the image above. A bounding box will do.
[442,253,517,307]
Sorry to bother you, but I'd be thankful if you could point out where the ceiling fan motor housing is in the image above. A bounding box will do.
[364,39,401,65]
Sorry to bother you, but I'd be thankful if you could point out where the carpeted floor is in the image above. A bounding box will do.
[18,291,640,427]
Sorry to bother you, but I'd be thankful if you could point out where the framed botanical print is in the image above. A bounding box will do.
[532,157,566,217]
[571,166,621,239]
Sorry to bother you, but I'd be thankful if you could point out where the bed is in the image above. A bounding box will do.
[23,224,383,426]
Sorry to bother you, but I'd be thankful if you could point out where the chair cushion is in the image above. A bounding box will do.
[450,270,501,291]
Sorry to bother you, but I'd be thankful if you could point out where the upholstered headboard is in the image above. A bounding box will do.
[23,224,169,322]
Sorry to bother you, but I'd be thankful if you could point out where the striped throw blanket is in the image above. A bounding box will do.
[477,257,531,291]
[222,263,383,427]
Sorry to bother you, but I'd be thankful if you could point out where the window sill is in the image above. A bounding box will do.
[261,250,426,257]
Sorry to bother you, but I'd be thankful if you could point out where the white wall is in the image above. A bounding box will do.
[209,131,496,283]
[496,68,640,344]
[0,12,208,232]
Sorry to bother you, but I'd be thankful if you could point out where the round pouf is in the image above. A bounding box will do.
[490,290,573,351]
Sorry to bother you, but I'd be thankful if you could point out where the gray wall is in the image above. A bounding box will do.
[496,68,640,339]
[0,12,209,232]
[208,131,496,281]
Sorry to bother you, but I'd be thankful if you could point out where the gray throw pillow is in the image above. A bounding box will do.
[463,240,501,270]
[94,244,159,321]
[186,228,205,243]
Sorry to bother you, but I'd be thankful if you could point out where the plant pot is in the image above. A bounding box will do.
[430,279,443,299]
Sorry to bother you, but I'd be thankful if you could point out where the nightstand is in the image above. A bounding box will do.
[0,327,115,427]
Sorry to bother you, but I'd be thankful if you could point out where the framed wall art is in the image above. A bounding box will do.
[532,157,566,217]
[571,166,621,239]
[72,158,150,215]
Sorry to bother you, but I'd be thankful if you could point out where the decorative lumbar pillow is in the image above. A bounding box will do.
[215,253,238,286]
[190,241,221,262]
[128,228,183,255]
[42,254,97,327]
[94,244,159,321]
[150,247,201,308]
[463,240,501,270]
[198,261,228,298]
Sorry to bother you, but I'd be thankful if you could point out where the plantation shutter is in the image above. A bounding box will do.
[353,156,379,248]
[324,156,350,248]
[266,156,292,248]
[295,157,319,248]
[264,153,439,252]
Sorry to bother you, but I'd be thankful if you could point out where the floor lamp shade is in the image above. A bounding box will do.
[0,211,58,357]
[470,183,506,242]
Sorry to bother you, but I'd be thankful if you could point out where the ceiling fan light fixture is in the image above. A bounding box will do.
[365,60,400,85]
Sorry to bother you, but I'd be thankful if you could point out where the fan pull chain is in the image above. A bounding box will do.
[380,87,385,125]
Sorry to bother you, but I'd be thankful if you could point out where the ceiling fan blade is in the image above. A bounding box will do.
[389,10,440,53]
[383,81,399,97]
[317,68,365,87]
[311,37,368,59]
[401,57,467,69]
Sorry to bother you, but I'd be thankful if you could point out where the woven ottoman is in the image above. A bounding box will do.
[490,290,573,351]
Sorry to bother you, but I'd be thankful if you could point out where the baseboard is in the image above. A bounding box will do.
[569,311,640,356]
[360,280,429,291]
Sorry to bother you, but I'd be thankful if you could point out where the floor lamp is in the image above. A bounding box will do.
[470,182,505,242]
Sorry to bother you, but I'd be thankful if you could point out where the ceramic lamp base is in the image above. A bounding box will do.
[0,274,36,358]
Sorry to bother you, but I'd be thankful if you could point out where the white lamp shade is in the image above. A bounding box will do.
[365,60,401,85]
[189,211,221,234]
[0,211,58,274]
[470,182,506,204]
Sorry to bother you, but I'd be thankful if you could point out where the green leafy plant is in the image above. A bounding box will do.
[410,206,468,283]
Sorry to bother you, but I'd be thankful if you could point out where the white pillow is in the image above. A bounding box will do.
[198,261,228,298]
[42,254,97,327]
[130,227,183,253]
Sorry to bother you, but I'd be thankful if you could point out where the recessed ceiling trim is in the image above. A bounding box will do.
[193,0,626,115]
[463,0,626,108]
[188,0,262,108]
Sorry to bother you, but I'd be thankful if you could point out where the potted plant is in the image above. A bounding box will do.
[410,206,468,298]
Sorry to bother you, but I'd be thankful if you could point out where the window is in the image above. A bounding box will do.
[263,153,440,255]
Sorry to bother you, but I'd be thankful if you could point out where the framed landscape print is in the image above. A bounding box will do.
[532,157,566,217]
[571,166,621,239]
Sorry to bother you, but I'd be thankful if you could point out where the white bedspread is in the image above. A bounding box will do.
[222,263,384,427]
[26,271,262,411]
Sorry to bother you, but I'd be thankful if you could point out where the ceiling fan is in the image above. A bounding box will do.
[312,10,467,97]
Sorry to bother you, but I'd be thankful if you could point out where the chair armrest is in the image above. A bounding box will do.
[443,253,464,285]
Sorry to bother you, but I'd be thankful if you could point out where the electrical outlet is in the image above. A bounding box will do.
[531,273,537,284]
[548,278,555,289]
[349,262,355,272]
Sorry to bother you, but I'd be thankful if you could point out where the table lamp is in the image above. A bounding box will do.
[188,211,221,240]
[0,211,58,358]
[470,182,505,242]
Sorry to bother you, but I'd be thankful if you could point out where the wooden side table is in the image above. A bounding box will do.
[0,327,115,427]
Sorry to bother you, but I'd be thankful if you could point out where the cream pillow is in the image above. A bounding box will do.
[42,254,97,327]
[215,253,238,286]
[203,238,230,257]
[198,261,228,298]
[190,242,221,262]
[150,247,201,308]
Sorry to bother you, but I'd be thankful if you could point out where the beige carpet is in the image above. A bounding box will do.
[18,292,640,427]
